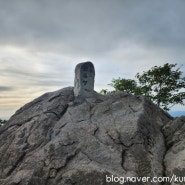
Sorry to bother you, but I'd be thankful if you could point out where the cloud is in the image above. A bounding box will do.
[0,46,77,89]
[0,86,13,91]
[0,0,185,118]
[0,0,185,57]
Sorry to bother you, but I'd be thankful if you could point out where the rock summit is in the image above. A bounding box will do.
[0,62,185,185]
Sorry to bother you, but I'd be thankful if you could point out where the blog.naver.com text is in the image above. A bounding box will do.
[106,174,185,184]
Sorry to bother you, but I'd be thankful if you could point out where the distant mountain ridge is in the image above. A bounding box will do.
[169,111,185,117]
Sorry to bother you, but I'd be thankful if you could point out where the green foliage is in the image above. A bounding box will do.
[136,63,185,110]
[102,63,185,111]
[109,78,142,95]
[99,89,110,95]
[0,119,6,127]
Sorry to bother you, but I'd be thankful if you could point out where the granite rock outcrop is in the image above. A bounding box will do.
[0,62,184,185]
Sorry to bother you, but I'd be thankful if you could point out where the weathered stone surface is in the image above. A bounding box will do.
[74,61,95,98]
[0,86,173,185]
[162,116,185,185]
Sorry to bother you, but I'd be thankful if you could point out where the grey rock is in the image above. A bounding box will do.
[0,61,179,185]
[162,116,185,185]
[0,86,172,185]
[74,61,95,98]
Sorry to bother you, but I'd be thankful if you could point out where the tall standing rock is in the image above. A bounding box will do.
[74,61,95,98]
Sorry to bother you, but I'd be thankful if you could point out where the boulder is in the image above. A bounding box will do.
[162,116,185,185]
[1,61,181,185]
[0,87,172,185]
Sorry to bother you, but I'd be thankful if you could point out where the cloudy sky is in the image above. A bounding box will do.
[0,0,185,119]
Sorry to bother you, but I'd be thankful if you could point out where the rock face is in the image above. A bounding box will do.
[0,62,183,185]
[162,116,185,185]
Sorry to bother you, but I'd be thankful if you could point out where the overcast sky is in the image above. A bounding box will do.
[0,0,185,119]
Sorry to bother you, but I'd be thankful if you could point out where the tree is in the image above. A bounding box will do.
[99,89,111,95]
[109,78,142,95]
[0,119,6,127]
[136,63,185,111]
[103,63,185,111]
